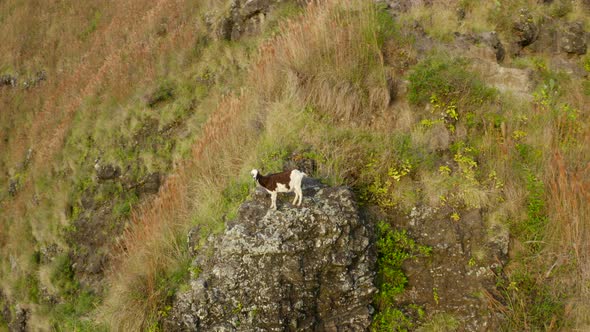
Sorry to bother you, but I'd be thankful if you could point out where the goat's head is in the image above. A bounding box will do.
[250,169,259,180]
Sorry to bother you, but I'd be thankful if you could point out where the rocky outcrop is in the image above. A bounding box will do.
[6,148,34,197]
[165,179,376,331]
[561,21,587,55]
[282,151,317,175]
[0,74,17,88]
[0,291,28,332]
[0,71,46,89]
[479,31,505,62]
[22,70,46,89]
[214,0,301,41]
[379,0,432,13]
[455,31,505,63]
[7,178,19,197]
[94,162,121,181]
[136,172,162,195]
[395,207,509,331]
[470,58,533,98]
[9,305,28,332]
[513,9,539,48]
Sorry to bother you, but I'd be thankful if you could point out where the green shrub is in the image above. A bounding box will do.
[373,307,414,332]
[50,254,79,298]
[221,179,251,220]
[13,272,40,304]
[372,221,431,331]
[145,252,192,330]
[408,55,496,107]
[113,192,140,219]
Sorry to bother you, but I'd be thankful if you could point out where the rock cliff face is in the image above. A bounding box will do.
[166,179,376,331]
[215,0,302,41]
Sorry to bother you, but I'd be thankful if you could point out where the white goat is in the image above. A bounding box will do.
[250,169,306,210]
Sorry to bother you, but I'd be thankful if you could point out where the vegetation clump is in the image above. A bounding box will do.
[372,221,431,331]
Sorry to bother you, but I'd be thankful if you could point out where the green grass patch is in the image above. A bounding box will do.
[46,253,106,331]
[408,55,496,107]
[512,171,547,253]
[145,80,175,108]
[496,269,565,331]
[80,10,102,40]
[417,312,459,332]
[143,248,193,331]
[221,179,251,221]
[372,221,431,331]
[49,290,106,332]
[50,254,79,298]
[113,192,140,219]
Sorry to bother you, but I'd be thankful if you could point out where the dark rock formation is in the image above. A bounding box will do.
[137,172,161,195]
[165,179,376,331]
[513,9,539,48]
[394,206,509,331]
[6,148,34,197]
[95,163,121,181]
[561,21,587,55]
[215,0,301,41]
[0,74,17,88]
[0,71,46,89]
[7,178,19,197]
[22,70,46,89]
[144,82,174,107]
[479,31,505,62]
[379,0,432,13]
[0,291,28,332]
[9,305,28,332]
[283,151,318,175]
[455,31,505,62]
[456,6,466,21]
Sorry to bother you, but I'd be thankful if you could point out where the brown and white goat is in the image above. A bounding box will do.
[250,169,306,210]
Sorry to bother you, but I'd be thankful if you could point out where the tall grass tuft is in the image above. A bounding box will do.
[546,149,590,327]
[252,0,394,125]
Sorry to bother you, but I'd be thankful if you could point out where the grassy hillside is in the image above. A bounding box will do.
[1,0,589,330]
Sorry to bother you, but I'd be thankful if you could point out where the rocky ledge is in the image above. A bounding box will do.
[165,179,376,331]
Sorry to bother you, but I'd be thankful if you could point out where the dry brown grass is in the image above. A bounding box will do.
[252,0,391,125]
[546,149,590,328]
[0,0,200,186]
[101,92,260,329]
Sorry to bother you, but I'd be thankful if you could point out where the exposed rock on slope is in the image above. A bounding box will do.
[513,9,539,48]
[166,179,376,331]
[215,0,301,41]
[395,207,509,331]
[561,21,587,55]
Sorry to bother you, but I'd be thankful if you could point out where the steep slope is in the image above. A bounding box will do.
[1,0,589,331]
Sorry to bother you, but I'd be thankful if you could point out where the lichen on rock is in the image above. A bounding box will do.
[165,179,376,331]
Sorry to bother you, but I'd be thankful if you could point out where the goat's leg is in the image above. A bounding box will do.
[270,191,277,210]
[292,191,299,205]
[296,188,303,206]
